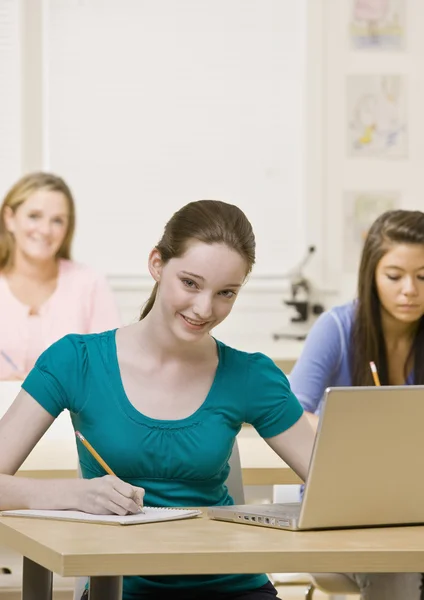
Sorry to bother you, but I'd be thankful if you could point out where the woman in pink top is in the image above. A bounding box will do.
[0,172,121,380]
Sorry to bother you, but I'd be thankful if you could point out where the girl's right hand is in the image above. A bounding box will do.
[77,475,145,515]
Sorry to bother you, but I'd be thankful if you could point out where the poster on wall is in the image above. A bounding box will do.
[347,75,407,158]
[350,0,405,50]
[343,191,400,272]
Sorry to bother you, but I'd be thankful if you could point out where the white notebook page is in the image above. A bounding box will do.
[1,507,202,526]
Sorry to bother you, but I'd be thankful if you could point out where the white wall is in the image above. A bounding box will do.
[1,0,329,351]
[0,0,22,194]
[43,0,311,281]
[17,2,423,350]
[322,0,424,300]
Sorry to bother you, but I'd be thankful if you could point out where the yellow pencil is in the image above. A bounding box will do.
[75,430,144,512]
[369,361,381,386]
[75,430,116,475]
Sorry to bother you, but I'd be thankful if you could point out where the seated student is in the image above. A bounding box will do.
[290,209,424,600]
[0,199,315,600]
[0,172,121,380]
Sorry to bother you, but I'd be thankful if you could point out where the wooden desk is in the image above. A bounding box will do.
[16,430,301,485]
[237,431,301,485]
[0,512,423,600]
[217,335,303,374]
[273,358,296,373]
[16,442,78,479]
[3,381,300,485]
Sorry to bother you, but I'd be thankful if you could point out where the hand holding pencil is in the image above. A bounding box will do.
[75,431,145,515]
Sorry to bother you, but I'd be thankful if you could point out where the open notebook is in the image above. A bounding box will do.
[1,507,202,526]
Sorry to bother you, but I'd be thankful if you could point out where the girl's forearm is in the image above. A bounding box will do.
[0,474,84,511]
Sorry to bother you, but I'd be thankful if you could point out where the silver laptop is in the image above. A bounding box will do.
[208,386,424,530]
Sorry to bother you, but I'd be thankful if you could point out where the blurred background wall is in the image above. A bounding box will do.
[1,0,422,350]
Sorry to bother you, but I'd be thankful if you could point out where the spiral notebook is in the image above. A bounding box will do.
[1,507,202,526]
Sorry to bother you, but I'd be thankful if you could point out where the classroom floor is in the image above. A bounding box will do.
[0,579,362,600]
[0,588,361,600]
[275,589,360,600]
[0,591,342,600]
[276,587,321,599]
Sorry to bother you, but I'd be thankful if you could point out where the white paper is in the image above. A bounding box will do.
[1,507,202,526]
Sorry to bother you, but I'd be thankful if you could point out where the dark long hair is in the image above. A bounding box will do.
[140,200,256,319]
[351,209,424,386]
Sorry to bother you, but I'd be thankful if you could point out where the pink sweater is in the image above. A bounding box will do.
[0,259,121,379]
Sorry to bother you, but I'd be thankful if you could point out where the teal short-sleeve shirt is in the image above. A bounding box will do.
[23,330,303,597]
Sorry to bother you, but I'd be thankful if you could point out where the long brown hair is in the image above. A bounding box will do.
[140,200,256,319]
[0,172,76,270]
[351,209,424,385]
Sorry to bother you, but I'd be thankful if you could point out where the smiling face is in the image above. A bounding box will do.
[4,189,70,264]
[149,240,248,342]
[375,243,424,325]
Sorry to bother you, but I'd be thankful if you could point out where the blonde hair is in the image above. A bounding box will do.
[140,199,256,319]
[0,172,76,270]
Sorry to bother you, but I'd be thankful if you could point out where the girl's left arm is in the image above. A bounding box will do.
[264,413,315,482]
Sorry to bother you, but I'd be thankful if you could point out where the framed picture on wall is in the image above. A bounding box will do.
[346,74,407,158]
[349,0,405,50]
[343,190,401,272]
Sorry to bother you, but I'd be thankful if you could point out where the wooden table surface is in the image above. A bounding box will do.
[238,430,301,485]
[0,511,423,577]
[2,380,301,485]
[15,429,301,485]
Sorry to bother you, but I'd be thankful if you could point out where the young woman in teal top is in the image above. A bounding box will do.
[0,199,315,600]
[290,209,424,600]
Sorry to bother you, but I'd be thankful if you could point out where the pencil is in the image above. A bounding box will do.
[369,361,381,386]
[75,430,116,475]
[0,350,19,372]
[75,431,144,513]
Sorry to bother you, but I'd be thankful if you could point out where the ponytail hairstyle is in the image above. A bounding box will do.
[351,209,424,385]
[140,200,256,319]
[0,172,76,270]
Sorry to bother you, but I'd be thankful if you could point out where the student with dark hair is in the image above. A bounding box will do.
[290,209,424,599]
[0,199,315,600]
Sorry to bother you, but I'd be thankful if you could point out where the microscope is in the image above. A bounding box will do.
[272,246,324,341]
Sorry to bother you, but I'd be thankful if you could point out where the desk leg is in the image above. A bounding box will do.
[89,576,123,600]
[22,556,53,600]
